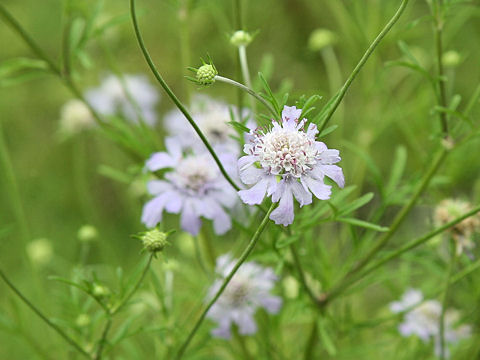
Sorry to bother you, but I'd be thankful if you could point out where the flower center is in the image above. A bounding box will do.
[224,279,250,307]
[253,128,317,177]
[171,156,217,195]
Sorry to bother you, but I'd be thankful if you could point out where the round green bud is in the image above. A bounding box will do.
[26,238,53,266]
[196,64,217,85]
[92,284,110,298]
[308,28,337,52]
[141,228,170,254]
[230,30,252,47]
[77,225,98,242]
[75,314,91,327]
[442,50,461,68]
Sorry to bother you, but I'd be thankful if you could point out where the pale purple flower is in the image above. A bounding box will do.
[206,254,282,339]
[390,289,472,358]
[141,138,237,235]
[163,95,252,156]
[86,74,160,125]
[238,105,344,226]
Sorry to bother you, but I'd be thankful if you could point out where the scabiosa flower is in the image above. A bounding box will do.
[238,105,344,226]
[390,289,471,358]
[141,138,238,235]
[434,199,480,256]
[86,73,160,125]
[164,95,251,156]
[206,254,282,339]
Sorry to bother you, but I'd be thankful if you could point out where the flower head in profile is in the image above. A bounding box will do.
[238,106,344,226]
[164,95,250,156]
[206,254,282,339]
[390,288,471,358]
[86,73,160,125]
[141,138,238,235]
[434,199,480,256]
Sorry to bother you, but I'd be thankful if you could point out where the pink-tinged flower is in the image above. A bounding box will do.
[238,105,344,226]
[206,254,282,339]
[141,138,237,235]
[86,74,160,125]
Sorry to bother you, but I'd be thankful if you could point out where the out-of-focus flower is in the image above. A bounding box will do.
[75,314,91,327]
[164,95,248,156]
[138,228,170,255]
[230,30,253,47]
[434,199,480,256]
[308,28,337,52]
[77,225,98,242]
[85,74,160,125]
[238,105,344,226]
[442,50,462,68]
[390,289,471,358]
[59,99,95,136]
[26,238,53,266]
[206,254,282,339]
[141,138,238,235]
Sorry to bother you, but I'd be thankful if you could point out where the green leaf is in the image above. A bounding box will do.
[318,124,338,138]
[275,233,301,249]
[228,121,250,133]
[311,91,341,126]
[0,58,48,78]
[337,193,374,216]
[258,72,281,116]
[397,40,419,65]
[337,217,389,232]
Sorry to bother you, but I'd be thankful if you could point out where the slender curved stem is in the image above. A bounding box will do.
[238,45,256,113]
[321,147,448,306]
[215,75,278,119]
[130,0,240,192]
[93,318,112,360]
[0,269,91,359]
[318,0,410,133]
[111,254,153,315]
[290,244,319,305]
[175,203,275,359]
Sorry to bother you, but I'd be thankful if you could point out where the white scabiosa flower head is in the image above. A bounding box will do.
[85,73,160,125]
[141,138,238,235]
[390,289,471,358]
[59,99,94,136]
[434,199,480,256]
[206,254,282,339]
[238,105,344,226]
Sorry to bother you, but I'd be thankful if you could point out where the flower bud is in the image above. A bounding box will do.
[75,314,91,327]
[77,225,98,242]
[139,228,171,255]
[92,284,110,298]
[196,64,218,86]
[308,28,337,52]
[230,30,252,47]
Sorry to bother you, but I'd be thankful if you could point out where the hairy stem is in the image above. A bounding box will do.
[439,240,456,360]
[175,203,275,359]
[238,45,256,113]
[318,0,410,133]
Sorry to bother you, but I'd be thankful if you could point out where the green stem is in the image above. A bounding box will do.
[318,0,410,133]
[290,244,319,305]
[130,0,240,192]
[432,0,449,136]
[93,318,112,360]
[327,203,480,298]
[0,269,91,359]
[303,320,318,360]
[238,45,256,113]
[439,239,456,360]
[178,0,191,103]
[321,147,448,306]
[215,75,278,118]
[111,254,153,315]
[175,203,276,359]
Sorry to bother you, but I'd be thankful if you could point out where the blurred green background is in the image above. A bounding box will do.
[1,0,480,358]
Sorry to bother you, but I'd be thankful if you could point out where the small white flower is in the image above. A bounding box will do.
[206,254,282,339]
[86,74,160,125]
